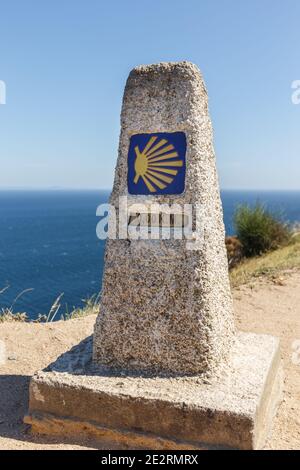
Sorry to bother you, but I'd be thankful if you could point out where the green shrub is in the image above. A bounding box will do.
[234,203,290,257]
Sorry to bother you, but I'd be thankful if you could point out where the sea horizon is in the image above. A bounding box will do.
[1,188,300,319]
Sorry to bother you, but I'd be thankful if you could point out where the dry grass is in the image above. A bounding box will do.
[0,310,28,322]
[64,293,100,320]
[0,290,100,323]
[230,234,300,287]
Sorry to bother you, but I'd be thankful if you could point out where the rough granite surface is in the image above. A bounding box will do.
[27,332,283,450]
[93,62,235,375]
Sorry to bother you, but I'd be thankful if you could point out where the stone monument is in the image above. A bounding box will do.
[93,62,234,376]
[25,62,283,450]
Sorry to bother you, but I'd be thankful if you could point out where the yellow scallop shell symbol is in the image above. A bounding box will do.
[133,136,183,193]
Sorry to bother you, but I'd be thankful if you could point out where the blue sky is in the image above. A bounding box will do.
[0,0,300,190]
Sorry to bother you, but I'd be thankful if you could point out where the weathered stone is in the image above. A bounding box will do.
[93,61,235,376]
[25,332,283,450]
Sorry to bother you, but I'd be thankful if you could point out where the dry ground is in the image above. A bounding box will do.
[234,270,300,450]
[0,271,300,449]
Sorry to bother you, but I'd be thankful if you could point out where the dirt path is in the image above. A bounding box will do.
[0,271,300,450]
[233,270,300,450]
[0,316,97,449]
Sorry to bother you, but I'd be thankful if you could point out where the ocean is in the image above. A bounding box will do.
[0,189,299,320]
